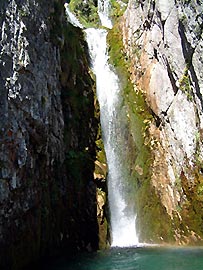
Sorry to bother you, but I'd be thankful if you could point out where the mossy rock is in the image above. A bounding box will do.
[110,0,128,22]
[106,16,179,244]
[69,0,100,28]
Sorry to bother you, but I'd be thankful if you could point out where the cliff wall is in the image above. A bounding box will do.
[0,0,98,268]
[121,0,203,244]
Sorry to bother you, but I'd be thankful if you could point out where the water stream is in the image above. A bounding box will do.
[64,3,83,29]
[85,0,139,247]
[64,0,138,248]
[98,0,112,28]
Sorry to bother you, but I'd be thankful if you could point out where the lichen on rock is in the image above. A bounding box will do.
[121,0,203,244]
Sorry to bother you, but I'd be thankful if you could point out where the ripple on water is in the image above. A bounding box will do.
[33,246,203,270]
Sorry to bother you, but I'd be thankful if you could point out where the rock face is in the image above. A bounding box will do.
[0,0,98,268]
[121,0,203,244]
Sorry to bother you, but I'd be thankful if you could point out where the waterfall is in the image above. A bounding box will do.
[64,0,139,247]
[98,0,112,28]
[85,0,139,247]
[64,3,83,29]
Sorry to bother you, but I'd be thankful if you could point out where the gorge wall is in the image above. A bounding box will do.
[1,0,203,268]
[0,0,98,269]
[66,0,203,246]
[120,0,203,244]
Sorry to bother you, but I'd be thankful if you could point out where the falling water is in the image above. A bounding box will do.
[64,3,83,28]
[85,0,139,247]
[98,0,112,28]
[64,0,138,247]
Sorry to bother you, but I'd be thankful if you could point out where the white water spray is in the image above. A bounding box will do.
[98,0,112,28]
[64,0,139,247]
[64,3,83,28]
[85,0,139,247]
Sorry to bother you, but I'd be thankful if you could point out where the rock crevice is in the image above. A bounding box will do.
[0,0,98,268]
[121,0,203,244]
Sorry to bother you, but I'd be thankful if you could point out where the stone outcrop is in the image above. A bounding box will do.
[0,0,98,268]
[121,0,203,244]
[94,159,109,249]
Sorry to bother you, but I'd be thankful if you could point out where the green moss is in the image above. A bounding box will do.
[107,21,126,68]
[107,19,178,243]
[126,89,175,242]
[69,0,100,28]
[110,0,128,22]
[107,21,152,179]
[98,217,110,249]
[178,171,203,243]
[89,71,107,166]
[95,124,106,165]
[179,65,193,101]
[175,127,203,243]
[174,175,182,192]
[137,180,175,242]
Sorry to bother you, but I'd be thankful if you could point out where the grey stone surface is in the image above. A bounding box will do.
[122,0,203,242]
[0,0,98,268]
[123,0,203,176]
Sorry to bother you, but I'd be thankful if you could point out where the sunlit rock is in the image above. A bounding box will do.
[122,0,203,244]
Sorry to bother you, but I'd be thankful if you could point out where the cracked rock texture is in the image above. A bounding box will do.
[122,0,203,244]
[0,0,98,269]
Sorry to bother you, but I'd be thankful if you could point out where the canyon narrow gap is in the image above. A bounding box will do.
[0,0,203,269]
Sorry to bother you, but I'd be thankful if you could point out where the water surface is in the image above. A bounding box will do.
[38,247,203,270]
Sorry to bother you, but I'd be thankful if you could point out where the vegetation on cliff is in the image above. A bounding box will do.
[107,6,178,243]
[61,0,203,246]
[121,0,203,244]
[68,0,99,27]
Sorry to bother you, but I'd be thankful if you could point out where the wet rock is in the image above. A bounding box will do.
[0,0,98,268]
[122,0,203,244]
